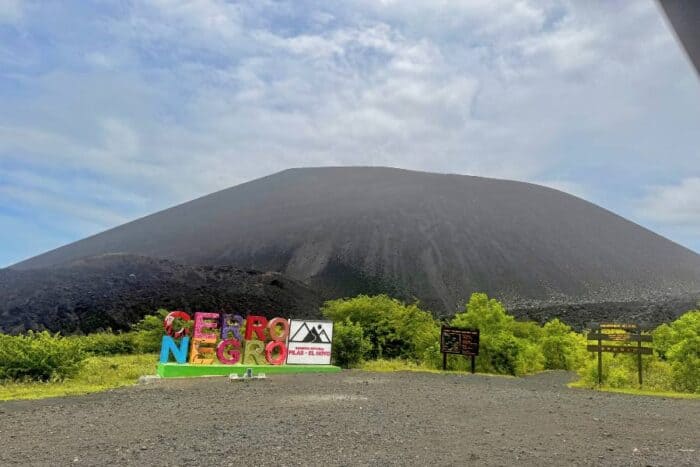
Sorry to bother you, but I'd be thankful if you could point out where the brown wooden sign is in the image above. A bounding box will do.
[586,323,653,386]
[587,333,653,342]
[587,345,653,354]
[441,326,479,373]
[598,322,638,330]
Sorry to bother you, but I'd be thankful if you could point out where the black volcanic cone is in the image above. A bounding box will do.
[10,167,700,318]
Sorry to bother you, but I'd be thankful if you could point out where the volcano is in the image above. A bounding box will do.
[9,167,700,326]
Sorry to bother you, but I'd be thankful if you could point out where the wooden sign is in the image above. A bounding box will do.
[440,326,479,373]
[598,322,637,330]
[586,323,653,387]
[587,333,652,342]
[586,345,653,354]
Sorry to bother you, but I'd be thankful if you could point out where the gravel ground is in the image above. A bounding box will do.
[0,371,697,466]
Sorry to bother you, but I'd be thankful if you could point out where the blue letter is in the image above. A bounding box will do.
[160,336,190,363]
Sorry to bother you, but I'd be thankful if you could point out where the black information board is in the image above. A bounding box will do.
[440,326,479,372]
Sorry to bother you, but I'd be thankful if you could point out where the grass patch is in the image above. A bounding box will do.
[568,379,700,400]
[0,354,157,401]
[360,358,442,373]
[359,358,514,378]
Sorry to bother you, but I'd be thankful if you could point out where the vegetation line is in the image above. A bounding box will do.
[1,293,698,401]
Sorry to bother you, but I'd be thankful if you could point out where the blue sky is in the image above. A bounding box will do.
[0,0,699,267]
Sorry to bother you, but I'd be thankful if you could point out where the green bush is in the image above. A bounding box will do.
[331,318,372,368]
[451,293,514,334]
[450,293,546,376]
[73,310,168,356]
[662,311,700,392]
[77,332,138,356]
[540,319,587,370]
[322,295,439,362]
[0,331,85,381]
[130,309,170,353]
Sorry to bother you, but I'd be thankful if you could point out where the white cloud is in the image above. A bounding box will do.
[0,0,699,258]
[640,178,700,227]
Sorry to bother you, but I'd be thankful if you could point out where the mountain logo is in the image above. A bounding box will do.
[290,322,332,343]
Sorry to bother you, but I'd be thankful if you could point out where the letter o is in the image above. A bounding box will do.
[267,318,290,342]
[265,341,287,365]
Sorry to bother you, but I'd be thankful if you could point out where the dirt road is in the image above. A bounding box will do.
[0,371,697,466]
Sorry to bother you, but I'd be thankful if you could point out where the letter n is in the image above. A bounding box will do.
[159,336,190,364]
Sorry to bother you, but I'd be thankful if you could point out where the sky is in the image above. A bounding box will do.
[0,0,699,268]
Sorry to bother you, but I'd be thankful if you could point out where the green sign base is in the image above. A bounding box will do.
[157,363,341,378]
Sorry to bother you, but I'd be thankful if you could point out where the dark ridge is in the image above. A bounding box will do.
[8,167,700,324]
[0,254,323,334]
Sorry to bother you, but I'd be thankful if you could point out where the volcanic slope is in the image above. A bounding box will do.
[11,167,700,318]
[0,254,323,333]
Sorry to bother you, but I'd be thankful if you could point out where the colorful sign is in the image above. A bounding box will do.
[159,311,333,367]
[286,320,333,365]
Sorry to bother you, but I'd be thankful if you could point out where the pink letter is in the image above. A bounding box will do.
[193,312,220,340]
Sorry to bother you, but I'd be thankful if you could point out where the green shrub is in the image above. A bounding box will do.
[540,319,587,370]
[642,359,674,392]
[451,293,514,334]
[130,309,169,353]
[331,318,372,368]
[515,339,545,375]
[0,331,85,381]
[450,293,545,376]
[322,295,439,361]
[77,332,138,356]
[653,310,700,393]
[75,310,168,356]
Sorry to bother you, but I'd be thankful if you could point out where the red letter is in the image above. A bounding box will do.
[244,315,268,341]
[267,318,290,342]
[265,341,287,365]
[216,339,241,365]
[163,311,191,338]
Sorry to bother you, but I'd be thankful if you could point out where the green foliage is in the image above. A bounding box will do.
[71,310,168,356]
[322,295,440,362]
[450,293,545,376]
[660,310,700,393]
[331,318,372,368]
[0,331,85,382]
[451,293,514,334]
[0,354,157,401]
[540,319,587,370]
[76,332,138,356]
[130,309,170,353]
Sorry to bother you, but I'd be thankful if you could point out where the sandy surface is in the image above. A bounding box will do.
[0,371,698,466]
